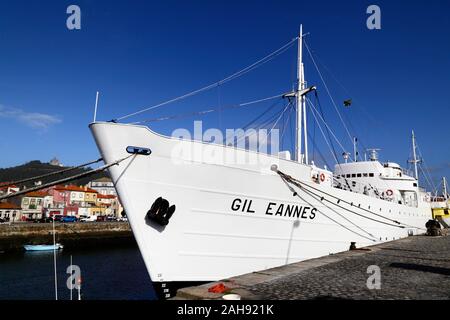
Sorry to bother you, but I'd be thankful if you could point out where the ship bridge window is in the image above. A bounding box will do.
[351,174,356,178]
[346,174,351,178]
[413,183,417,187]
[369,173,374,177]
[363,173,368,177]
[357,173,362,178]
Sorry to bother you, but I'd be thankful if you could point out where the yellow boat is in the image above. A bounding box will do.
[432,198,450,228]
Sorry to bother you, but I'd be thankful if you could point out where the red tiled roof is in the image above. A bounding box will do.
[0,202,21,210]
[25,191,49,198]
[0,183,18,189]
[54,185,83,192]
[54,185,98,193]
[97,194,116,199]
[84,187,98,194]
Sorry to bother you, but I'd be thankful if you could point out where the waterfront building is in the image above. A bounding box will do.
[21,191,51,220]
[64,205,79,216]
[88,206,106,216]
[0,202,22,222]
[67,185,86,206]
[83,186,98,205]
[48,185,72,208]
[88,177,116,196]
[77,206,90,217]
[97,194,121,216]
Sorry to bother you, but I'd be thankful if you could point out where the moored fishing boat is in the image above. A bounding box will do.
[24,244,64,251]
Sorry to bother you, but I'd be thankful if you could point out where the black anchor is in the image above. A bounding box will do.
[146,197,176,226]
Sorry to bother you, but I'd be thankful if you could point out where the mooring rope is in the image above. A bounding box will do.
[273,167,426,231]
[276,169,402,224]
[278,174,378,241]
[295,179,403,229]
[0,158,104,189]
[0,155,133,201]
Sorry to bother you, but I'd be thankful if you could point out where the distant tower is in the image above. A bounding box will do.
[49,157,63,167]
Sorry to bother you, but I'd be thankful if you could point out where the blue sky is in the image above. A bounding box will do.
[0,0,449,191]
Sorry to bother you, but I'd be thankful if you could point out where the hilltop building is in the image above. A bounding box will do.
[49,157,63,167]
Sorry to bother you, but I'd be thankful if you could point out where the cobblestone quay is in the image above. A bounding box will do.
[176,234,450,300]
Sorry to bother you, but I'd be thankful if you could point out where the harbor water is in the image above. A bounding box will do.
[0,244,156,300]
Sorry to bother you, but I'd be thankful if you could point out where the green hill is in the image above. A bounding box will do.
[0,160,109,188]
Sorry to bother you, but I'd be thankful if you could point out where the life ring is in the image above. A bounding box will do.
[386,189,394,197]
[320,173,326,182]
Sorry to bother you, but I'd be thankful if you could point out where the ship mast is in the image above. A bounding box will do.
[443,177,448,200]
[296,25,308,164]
[410,130,419,182]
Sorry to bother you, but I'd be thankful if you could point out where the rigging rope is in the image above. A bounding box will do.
[307,96,356,191]
[307,132,332,169]
[0,155,133,201]
[307,97,350,159]
[309,95,392,193]
[284,169,426,230]
[304,40,394,194]
[232,101,293,147]
[275,168,404,225]
[416,141,438,193]
[113,37,298,122]
[280,104,295,149]
[284,175,378,238]
[0,158,104,188]
[278,173,377,241]
[306,99,341,165]
[304,40,354,146]
[312,50,381,144]
[222,100,284,145]
[297,179,404,229]
[132,93,285,124]
[268,102,293,136]
[275,168,426,231]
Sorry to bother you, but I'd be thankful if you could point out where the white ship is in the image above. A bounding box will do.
[90,27,432,298]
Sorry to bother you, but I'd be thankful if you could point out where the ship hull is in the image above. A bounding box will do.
[90,122,431,287]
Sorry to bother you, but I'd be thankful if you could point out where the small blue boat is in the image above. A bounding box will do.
[24,244,64,251]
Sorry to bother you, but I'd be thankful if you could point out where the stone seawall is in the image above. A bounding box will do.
[0,222,134,252]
